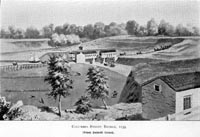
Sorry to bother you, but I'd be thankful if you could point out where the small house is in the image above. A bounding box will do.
[142,72,200,119]
[119,71,200,119]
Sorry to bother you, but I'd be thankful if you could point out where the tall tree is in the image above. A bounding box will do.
[25,27,40,38]
[147,18,158,36]
[83,24,94,39]
[8,26,16,39]
[86,67,109,109]
[42,24,54,38]
[125,20,139,35]
[93,22,106,39]
[45,55,73,116]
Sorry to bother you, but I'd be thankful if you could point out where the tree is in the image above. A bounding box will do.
[25,27,40,38]
[44,55,73,116]
[74,96,92,114]
[125,20,139,35]
[0,96,11,120]
[158,20,174,36]
[8,26,16,38]
[83,24,94,39]
[104,22,127,36]
[93,22,106,39]
[0,29,7,38]
[42,24,54,38]
[54,26,63,34]
[86,67,109,109]
[15,28,24,39]
[147,18,158,36]
[138,26,147,36]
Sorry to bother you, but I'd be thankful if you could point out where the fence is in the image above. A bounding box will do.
[154,106,200,121]
[0,63,47,72]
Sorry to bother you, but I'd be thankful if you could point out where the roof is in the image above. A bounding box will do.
[100,49,116,53]
[142,72,200,92]
[70,50,97,54]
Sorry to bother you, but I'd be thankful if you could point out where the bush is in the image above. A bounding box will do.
[75,96,92,114]
[4,107,22,120]
[0,96,11,120]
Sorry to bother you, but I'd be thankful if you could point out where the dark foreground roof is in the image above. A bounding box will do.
[142,72,200,92]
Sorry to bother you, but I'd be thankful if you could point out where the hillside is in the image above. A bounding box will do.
[0,63,126,109]
[1,36,199,62]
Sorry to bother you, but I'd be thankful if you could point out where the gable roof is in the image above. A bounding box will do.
[142,72,200,92]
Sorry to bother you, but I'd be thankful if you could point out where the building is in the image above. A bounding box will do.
[75,48,117,64]
[142,72,200,119]
[99,49,118,63]
[39,48,118,64]
[119,71,200,120]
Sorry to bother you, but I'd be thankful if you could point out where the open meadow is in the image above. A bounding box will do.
[0,63,127,109]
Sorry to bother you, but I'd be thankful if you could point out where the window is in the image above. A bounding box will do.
[183,95,192,110]
[154,84,161,92]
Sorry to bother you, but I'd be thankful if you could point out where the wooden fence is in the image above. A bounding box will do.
[0,63,47,72]
[154,106,200,121]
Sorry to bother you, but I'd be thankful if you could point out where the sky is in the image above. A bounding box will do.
[0,0,200,30]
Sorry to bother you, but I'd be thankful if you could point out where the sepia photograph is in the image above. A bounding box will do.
[0,0,200,125]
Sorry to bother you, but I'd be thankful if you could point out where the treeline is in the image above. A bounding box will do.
[1,18,199,39]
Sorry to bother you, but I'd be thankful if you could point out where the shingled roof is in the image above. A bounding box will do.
[142,72,200,92]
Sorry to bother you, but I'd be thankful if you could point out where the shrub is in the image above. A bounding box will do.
[4,107,22,120]
[0,96,11,120]
[75,96,92,114]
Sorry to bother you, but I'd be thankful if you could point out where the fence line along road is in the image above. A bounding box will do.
[0,63,47,72]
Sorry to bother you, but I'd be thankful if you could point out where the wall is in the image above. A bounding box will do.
[76,53,86,63]
[142,79,176,119]
[176,88,200,113]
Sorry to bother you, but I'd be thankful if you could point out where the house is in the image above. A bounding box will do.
[99,49,118,63]
[74,48,117,64]
[119,71,200,119]
[75,50,97,63]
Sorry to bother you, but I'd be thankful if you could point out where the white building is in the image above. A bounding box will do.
[73,48,118,64]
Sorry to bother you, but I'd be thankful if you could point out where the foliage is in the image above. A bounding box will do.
[147,18,158,36]
[25,27,40,38]
[50,33,80,47]
[74,96,92,114]
[4,107,23,120]
[126,20,139,35]
[42,24,54,38]
[44,55,73,116]
[0,96,11,120]
[1,19,199,39]
[86,66,109,109]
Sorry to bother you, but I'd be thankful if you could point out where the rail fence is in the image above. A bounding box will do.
[154,106,200,121]
[0,63,47,72]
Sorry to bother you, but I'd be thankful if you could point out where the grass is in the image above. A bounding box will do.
[0,63,126,110]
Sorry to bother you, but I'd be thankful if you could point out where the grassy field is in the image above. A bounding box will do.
[2,36,198,61]
[0,63,127,109]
